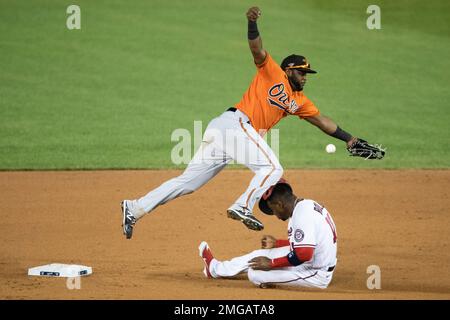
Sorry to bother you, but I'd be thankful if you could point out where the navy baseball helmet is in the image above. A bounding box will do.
[258,178,292,215]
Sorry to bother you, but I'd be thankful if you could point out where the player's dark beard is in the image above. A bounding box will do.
[288,76,303,91]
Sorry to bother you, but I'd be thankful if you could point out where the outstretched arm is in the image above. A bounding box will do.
[306,114,386,159]
[305,114,357,147]
[246,7,266,65]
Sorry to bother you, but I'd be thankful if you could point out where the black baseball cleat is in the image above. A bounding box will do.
[227,207,264,231]
[121,200,136,239]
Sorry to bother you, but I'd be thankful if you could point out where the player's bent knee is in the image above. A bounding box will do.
[273,165,283,180]
[264,165,283,186]
[247,268,263,286]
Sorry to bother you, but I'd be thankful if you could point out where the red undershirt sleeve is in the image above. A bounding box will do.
[275,239,290,247]
[270,247,314,268]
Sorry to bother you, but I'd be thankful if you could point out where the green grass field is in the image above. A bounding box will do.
[1,0,449,169]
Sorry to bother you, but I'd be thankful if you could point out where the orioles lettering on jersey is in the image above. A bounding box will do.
[267,83,300,114]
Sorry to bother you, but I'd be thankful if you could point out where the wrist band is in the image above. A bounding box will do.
[287,250,302,266]
[331,126,352,142]
[248,20,259,40]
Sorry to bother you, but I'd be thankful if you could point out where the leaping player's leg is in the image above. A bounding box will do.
[231,121,283,210]
[133,141,230,218]
[224,116,283,230]
[121,133,231,239]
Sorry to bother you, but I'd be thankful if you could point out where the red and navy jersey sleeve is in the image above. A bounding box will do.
[289,211,317,251]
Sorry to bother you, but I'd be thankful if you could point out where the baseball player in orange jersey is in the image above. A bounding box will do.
[120,7,384,239]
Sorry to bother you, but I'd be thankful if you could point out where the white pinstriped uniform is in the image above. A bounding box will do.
[208,199,338,288]
[287,199,337,269]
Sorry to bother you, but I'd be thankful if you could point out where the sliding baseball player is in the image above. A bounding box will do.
[199,180,337,289]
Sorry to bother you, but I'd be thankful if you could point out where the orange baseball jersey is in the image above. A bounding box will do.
[235,52,320,134]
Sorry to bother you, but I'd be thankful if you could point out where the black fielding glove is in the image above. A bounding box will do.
[347,138,386,160]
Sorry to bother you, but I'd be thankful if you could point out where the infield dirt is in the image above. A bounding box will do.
[0,170,449,299]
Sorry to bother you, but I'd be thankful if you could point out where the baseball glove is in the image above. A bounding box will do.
[347,138,386,160]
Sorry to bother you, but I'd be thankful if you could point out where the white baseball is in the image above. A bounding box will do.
[326,144,336,153]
